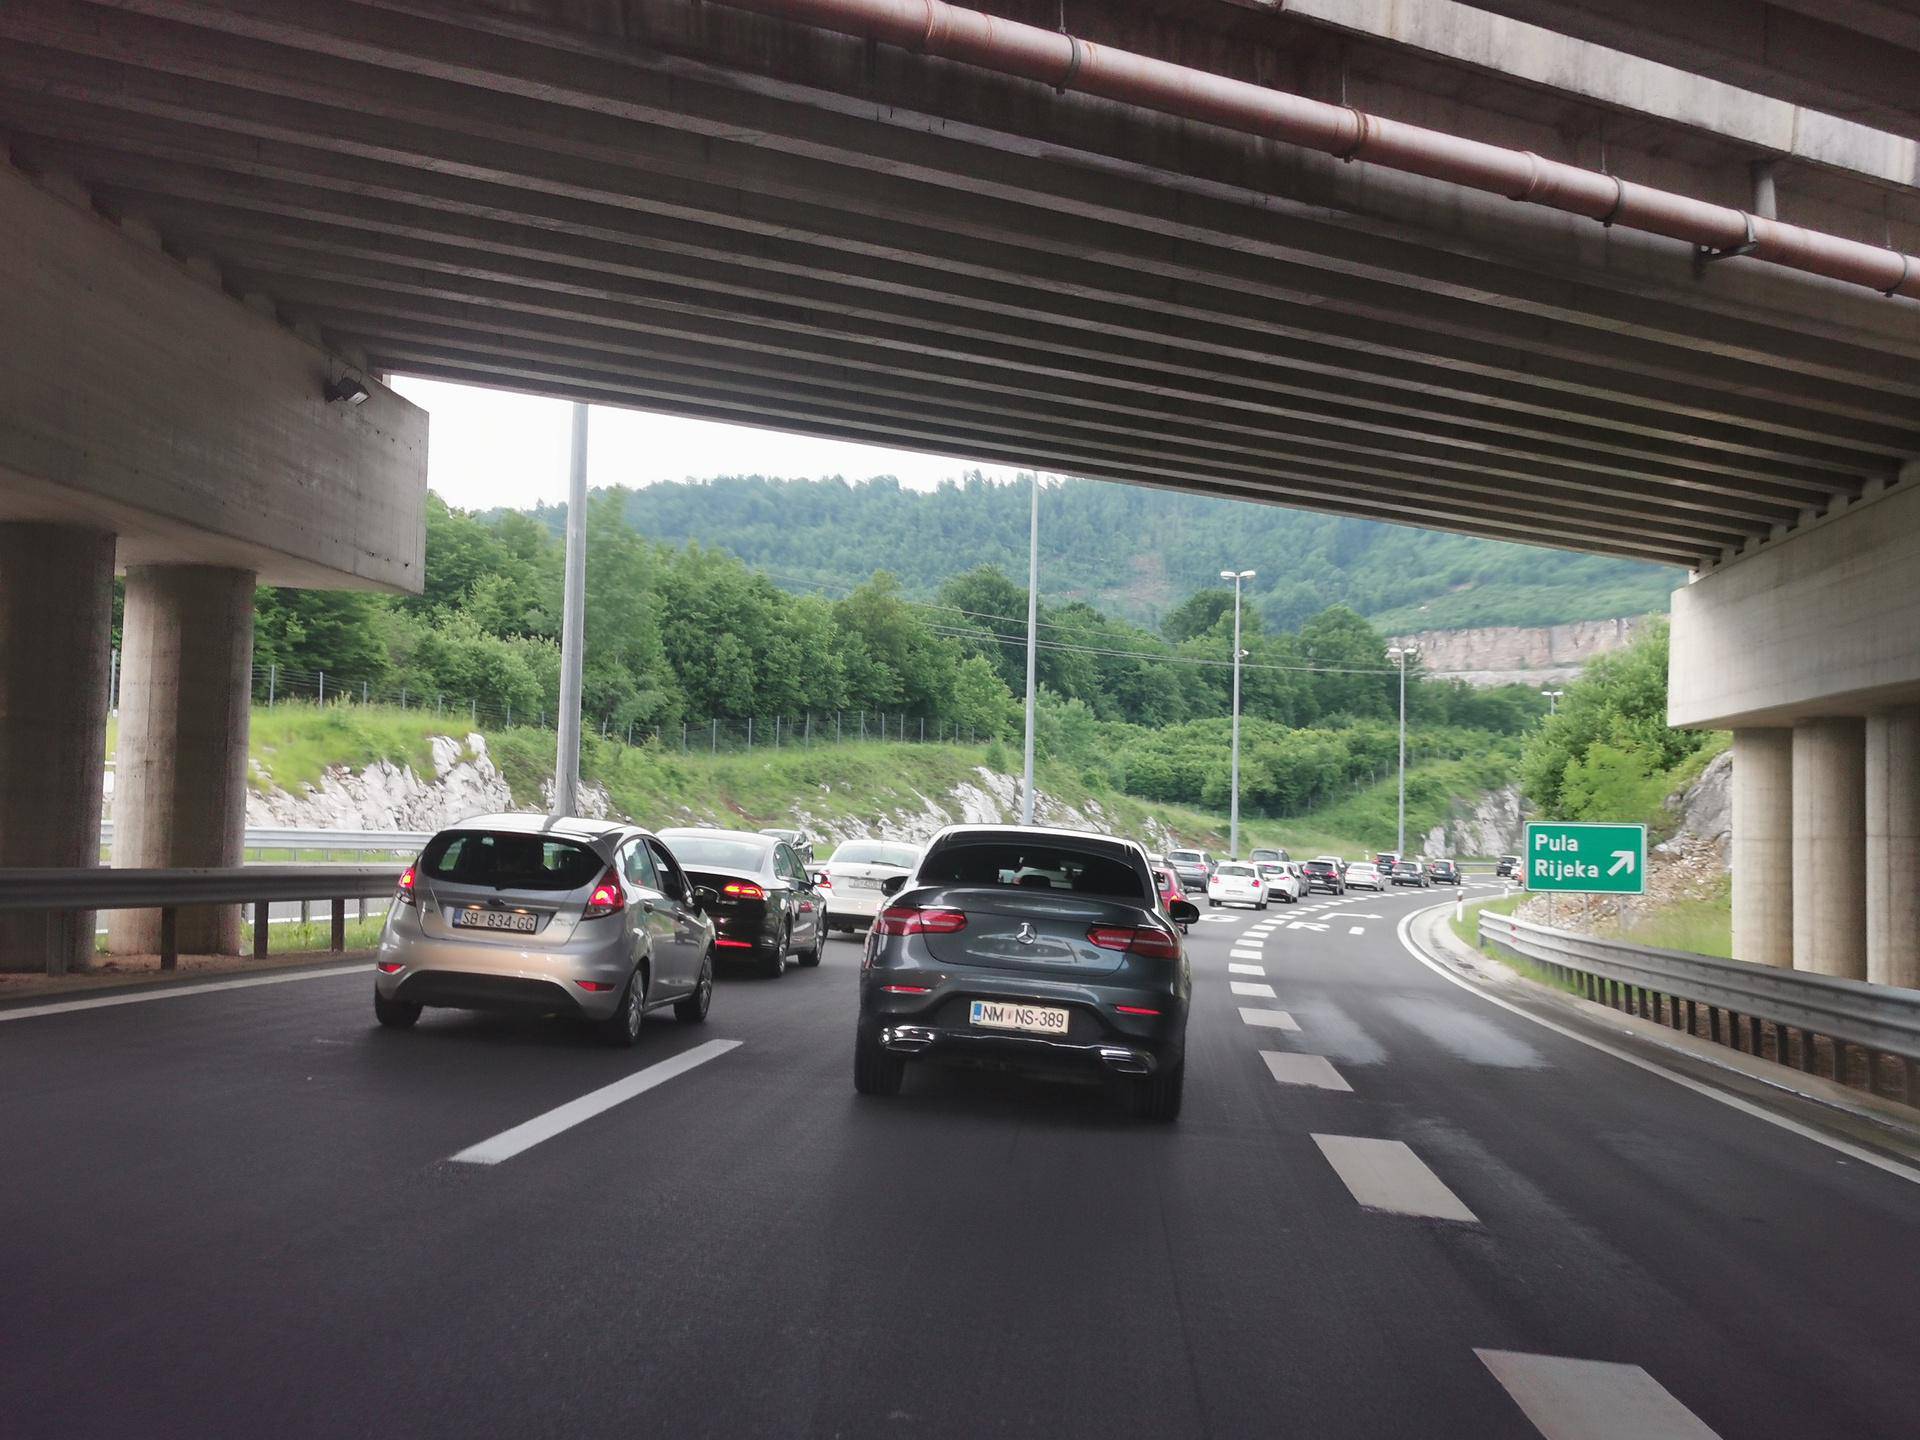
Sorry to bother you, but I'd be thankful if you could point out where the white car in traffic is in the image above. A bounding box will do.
[1256,860,1302,902]
[817,839,923,932]
[1346,861,1384,891]
[1207,862,1268,909]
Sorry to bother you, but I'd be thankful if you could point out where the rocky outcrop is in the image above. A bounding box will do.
[1664,748,1731,864]
[1388,615,1656,688]
[1422,784,1526,859]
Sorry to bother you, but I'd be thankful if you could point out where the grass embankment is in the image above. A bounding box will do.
[1449,892,1587,997]
[224,702,1446,858]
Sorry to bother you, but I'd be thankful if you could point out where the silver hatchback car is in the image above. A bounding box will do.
[373,814,717,1046]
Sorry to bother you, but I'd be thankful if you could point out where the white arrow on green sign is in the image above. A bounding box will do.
[1522,821,1647,895]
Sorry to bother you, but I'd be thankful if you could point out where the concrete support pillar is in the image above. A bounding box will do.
[1792,718,1868,979]
[0,524,115,974]
[1731,729,1794,969]
[109,566,255,956]
[1865,709,1920,989]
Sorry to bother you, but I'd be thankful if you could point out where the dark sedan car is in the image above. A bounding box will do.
[658,828,825,977]
[855,824,1199,1120]
[1301,858,1345,895]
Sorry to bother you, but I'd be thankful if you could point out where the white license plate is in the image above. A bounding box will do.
[453,908,538,933]
[848,876,883,889]
[968,1000,1070,1036]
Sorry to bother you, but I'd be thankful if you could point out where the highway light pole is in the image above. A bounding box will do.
[1020,474,1039,825]
[1221,568,1255,858]
[1388,643,1417,854]
[552,402,588,818]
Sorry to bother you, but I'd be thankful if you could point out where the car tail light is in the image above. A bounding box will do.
[376,961,404,974]
[723,881,766,901]
[1250,878,1261,887]
[714,936,753,948]
[576,979,615,992]
[583,867,625,919]
[872,905,967,936]
[1114,1005,1161,1017]
[880,983,932,994]
[1086,925,1181,960]
[814,872,833,889]
[395,865,417,906]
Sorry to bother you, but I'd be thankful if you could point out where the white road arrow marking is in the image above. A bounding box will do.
[1288,921,1329,932]
[1608,850,1637,876]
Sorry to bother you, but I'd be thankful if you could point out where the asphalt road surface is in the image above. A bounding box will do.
[4,882,1916,1438]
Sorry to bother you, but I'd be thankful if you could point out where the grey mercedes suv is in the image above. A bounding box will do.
[373,814,716,1046]
[854,824,1199,1120]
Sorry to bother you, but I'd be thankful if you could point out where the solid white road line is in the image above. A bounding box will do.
[1228,963,1266,976]
[1394,906,1920,1190]
[1239,1007,1300,1031]
[1475,1351,1721,1440]
[450,1039,741,1165]
[1311,1134,1478,1222]
[1229,981,1277,998]
[1262,1051,1353,1092]
[0,964,371,1022]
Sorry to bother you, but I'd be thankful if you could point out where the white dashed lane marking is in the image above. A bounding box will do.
[1230,948,1265,960]
[1238,1007,1299,1031]
[1349,926,1366,935]
[1261,1052,1353,1092]
[1229,981,1277,998]
[1311,1135,1478,1223]
[1228,963,1266,976]
[449,1040,741,1165]
[1475,1351,1722,1440]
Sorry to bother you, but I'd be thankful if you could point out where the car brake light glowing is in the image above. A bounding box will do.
[376,961,404,974]
[576,979,615,992]
[583,867,626,919]
[880,984,933,994]
[395,865,417,906]
[872,905,967,936]
[714,937,753,948]
[723,881,766,900]
[1114,1005,1161,1016]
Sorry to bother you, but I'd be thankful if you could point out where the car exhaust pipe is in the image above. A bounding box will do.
[1097,1045,1154,1076]
[881,1025,937,1054]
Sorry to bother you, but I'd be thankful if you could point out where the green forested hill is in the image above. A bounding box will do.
[546,473,1676,631]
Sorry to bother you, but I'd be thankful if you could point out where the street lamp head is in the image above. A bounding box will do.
[1219,568,1257,581]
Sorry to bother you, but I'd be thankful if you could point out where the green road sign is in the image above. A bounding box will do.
[1522,821,1647,894]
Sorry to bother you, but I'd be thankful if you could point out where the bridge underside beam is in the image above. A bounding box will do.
[4,0,1918,571]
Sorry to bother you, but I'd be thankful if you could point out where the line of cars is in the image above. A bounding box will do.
[368,813,1467,1123]
[1156,846,1466,905]
[371,814,1200,1119]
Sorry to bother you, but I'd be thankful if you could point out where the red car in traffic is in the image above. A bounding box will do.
[1154,865,1193,933]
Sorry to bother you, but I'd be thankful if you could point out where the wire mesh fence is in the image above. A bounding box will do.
[233,661,985,754]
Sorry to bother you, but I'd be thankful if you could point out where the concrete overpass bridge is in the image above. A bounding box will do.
[1,0,1916,981]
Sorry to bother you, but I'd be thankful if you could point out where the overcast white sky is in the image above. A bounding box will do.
[391,375,1032,509]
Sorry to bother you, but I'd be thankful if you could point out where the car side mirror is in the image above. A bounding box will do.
[879,873,908,897]
[1167,899,1200,925]
[691,885,720,911]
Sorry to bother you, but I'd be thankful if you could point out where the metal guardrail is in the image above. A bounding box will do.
[0,864,404,973]
[1478,909,1919,1100]
[100,823,429,855]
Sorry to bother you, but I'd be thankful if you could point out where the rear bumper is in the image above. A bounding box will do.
[373,912,628,1019]
[874,1021,1175,1078]
[824,888,886,925]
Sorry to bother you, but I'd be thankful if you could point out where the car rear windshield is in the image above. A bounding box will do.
[831,840,920,867]
[666,835,770,871]
[420,831,603,891]
[1305,860,1336,872]
[919,841,1147,900]
[1167,850,1203,863]
[1217,864,1254,878]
